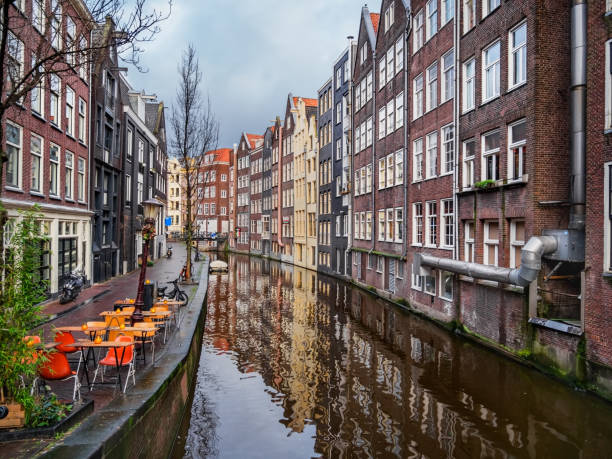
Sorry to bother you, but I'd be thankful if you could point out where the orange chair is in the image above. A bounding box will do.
[92,335,136,393]
[38,351,81,401]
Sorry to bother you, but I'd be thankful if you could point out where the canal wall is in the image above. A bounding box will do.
[230,249,612,402]
[40,259,210,459]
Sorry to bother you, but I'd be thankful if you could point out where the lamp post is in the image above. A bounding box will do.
[132,198,163,324]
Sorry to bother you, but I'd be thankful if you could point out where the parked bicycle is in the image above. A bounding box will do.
[157,278,187,303]
[179,262,194,282]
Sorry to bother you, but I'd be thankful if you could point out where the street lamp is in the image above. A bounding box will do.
[132,197,163,324]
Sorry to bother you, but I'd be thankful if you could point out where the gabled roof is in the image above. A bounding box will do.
[245,133,263,149]
[206,148,232,163]
[293,97,318,108]
[370,13,380,35]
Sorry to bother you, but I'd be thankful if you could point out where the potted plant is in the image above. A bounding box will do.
[0,208,51,428]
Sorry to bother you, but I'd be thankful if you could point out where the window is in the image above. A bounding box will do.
[483,0,501,18]
[6,33,24,91]
[49,144,60,196]
[462,58,475,112]
[386,99,395,134]
[378,210,386,241]
[360,42,368,65]
[336,67,342,89]
[138,140,144,163]
[426,201,437,246]
[509,21,527,89]
[379,57,387,90]
[50,1,62,49]
[413,138,423,181]
[30,134,43,193]
[463,0,475,33]
[366,72,373,101]
[395,150,404,185]
[366,211,373,239]
[366,164,373,192]
[78,99,86,143]
[510,220,525,269]
[395,208,403,242]
[386,153,395,187]
[354,214,360,240]
[379,157,386,189]
[463,139,476,189]
[66,87,75,136]
[66,16,75,65]
[137,173,143,204]
[413,74,423,119]
[395,92,404,129]
[65,151,73,199]
[414,10,424,53]
[377,255,384,273]
[426,132,438,179]
[426,63,438,112]
[221,174,227,182]
[482,41,501,102]
[484,221,499,266]
[127,129,133,160]
[386,209,394,241]
[424,272,436,295]
[440,271,453,300]
[379,105,387,139]
[413,203,423,245]
[31,62,44,115]
[366,117,373,146]
[50,75,61,125]
[605,164,612,271]
[441,50,455,103]
[78,158,85,201]
[412,268,423,290]
[426,0,438,40]
[508,119,526,180]
[482,130,500,181]
[442,0,454,25]
[441,199,454,247]
[79,36,88,81]
[464,221,475,262]
[384,1,395,32]
[441,125,454,174]
[395,37,404,74]
[336,102,342,125]
[32,0,44,32]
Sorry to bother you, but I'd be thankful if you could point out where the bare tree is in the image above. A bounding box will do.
[170,44,219,281]
[0,0,171,284]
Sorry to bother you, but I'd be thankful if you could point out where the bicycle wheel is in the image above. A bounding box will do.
[177,291,187,303]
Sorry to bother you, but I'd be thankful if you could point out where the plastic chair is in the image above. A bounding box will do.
[92,335,136,393]
[38,351,81,401]
[54,330,83,368]
[134,322,158,363]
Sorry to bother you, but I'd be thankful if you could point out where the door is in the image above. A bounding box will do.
[389,259,396,294]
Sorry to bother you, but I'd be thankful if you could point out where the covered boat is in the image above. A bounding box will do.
[209,260,229,273]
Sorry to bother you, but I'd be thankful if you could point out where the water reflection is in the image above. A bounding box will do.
[182,255,612,458]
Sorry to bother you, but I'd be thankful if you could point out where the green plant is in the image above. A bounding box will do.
[147,260,154,267]
[28,392,71,428]
[474,179,496,189]
[0,207,50,423]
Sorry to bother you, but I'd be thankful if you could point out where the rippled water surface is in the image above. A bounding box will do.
[176,255,612,458]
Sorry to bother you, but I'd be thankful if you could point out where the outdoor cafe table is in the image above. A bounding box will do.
[105,326,157,364]
[55,325,108,341]
[73,339,132,391]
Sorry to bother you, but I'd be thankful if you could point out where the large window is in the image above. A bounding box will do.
[379,158,386,189]
[426,0,438,41]
[510,220,525,268]
[6,122,22,189]
[482,130,500,181]
[413,74,423,119]
[463,139,475,188]
[414,10,424,53]
[384,1,395,32]
[58,237,78,283]
[386,99,395,134]
[379,106,386,139]
[395,92,404,129]
[366,211,373,239]
[441,199,454,248]
[78,158,85,202]
[32,0,44,32]
[426,201,437,246]
[426,131,438,179]
[30,134,43,193]
[65,151,73,199]
[509,21,527,89]
[50,144,60,196]
[386,208,394,242]
[379,57,387,91]
[441,125,454,174]
[413,138,423,182]
[483,0,501,18]
[465,221,475,262]
[31,62,44,116]
[395,150,404,185]
[395,208,403,243]
[440,271,453,300]
[482,41,501,102]
[378,210,386,241]
[395,37,404,74]
[66,86,75,136]
[50,75,61,126]
[6,33,24,91]
[441,49,455,103]
[426,62,438,112]
[508,119,527,181]
[413,203,423,245]
[463,58,475,112]
[78,99,87,143]
[484,221,499,266]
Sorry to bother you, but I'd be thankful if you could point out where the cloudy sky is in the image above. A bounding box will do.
[127,0,382,149]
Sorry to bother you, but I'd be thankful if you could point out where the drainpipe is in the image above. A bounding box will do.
[453,0,460,261]
[402,6,412,261]
[371,49,377,252]
[347,37,354,255]
[569,0,586,231]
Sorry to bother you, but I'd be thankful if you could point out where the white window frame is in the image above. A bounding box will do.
[424,271,436,296]
[412,202,423,245]
[483,0,501,19]
[65,86,75,136]
[510,219,525,269]
[395,92,404,130]
[482,40,501,103]
[441,124,455,175]
[463,139,476,189]
[426,131,438,179]
[413,74,423,119]
[605,163,612,272]
[426,201,437,247]
[386,99,395,134]
[384,1,395,33]
[441,49,455,103]
[440,271,453,300]
[379,57,387,90]
[508,118,526,181]
[366,211,373,240]
[395,149,404,185]
[49,143,60,197]
[413,10,424,53]
[464,221,475,262]
[386,208,394,242]
[379,105,387,139]
[65,151,74,199]
[481,129,500,181]
[426,62,438,112]
[412,268,423,290]
[413,138,423,182]
[395,207,403,243]
[463,57,476,112]
[484,220,499,266]
[426,0,438,41]
[463,0,476,34]
[509,21,527,90]
[442,0,455,25]
[30,134,43,193]
[386,153,395,188]
[441,199,454,248]
[395,37,404,74]
[78,98,86,143]
[378,210,386,241]
[379,157,386,190]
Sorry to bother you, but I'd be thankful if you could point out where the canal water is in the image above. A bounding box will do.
[174,254,612,458]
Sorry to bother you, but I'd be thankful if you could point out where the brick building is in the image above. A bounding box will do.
[3,0,93,294]
[406,0,455,318]
[234,133,262,253]
[270,117,282,259]
[317,80,334,274]
[194,148,232,236]
[250,141,263,255]
[167,159,182,235]
[280,96,296,263]
[351,7,379,284]
[261,126,275,257]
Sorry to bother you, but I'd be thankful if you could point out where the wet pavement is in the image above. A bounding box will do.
[176,254,612,459]
[0,242,201,459]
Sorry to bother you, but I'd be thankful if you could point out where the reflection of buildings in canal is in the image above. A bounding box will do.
[208,256,609,458]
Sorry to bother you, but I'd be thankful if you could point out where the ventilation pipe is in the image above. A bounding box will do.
[414,0,586,285]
